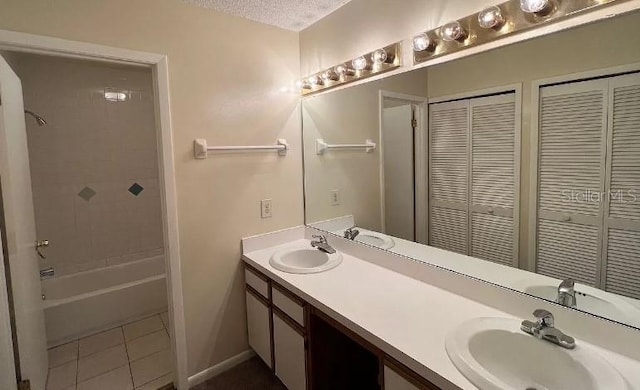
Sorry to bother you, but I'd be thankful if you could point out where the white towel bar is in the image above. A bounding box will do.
[194,139,289,159]
[315,139,376,155]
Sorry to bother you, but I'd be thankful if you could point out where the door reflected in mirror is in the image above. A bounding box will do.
[302,10,640,329]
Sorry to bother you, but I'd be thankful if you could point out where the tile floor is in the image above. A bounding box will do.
[46,312,173,390]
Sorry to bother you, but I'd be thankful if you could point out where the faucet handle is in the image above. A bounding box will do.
[533,309,554,328]
[311,234,327,243]
[558,278,575,291]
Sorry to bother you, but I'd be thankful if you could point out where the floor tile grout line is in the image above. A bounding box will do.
[76,363,130,388]
[121,325,136,389]
[75,339,80,387]
[135,372,172,390]
[73,312,165,348]
[74,315,164,360]
[128,344,170,365]
[124,314,167,343]
[75,328,131,387]
[126,326,167,345]
[131,349,173,389]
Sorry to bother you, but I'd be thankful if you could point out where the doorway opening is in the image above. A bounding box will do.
[0,31,187,390]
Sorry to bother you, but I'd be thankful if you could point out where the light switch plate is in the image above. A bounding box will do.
[331,190,340,206]
[261,199,273,218]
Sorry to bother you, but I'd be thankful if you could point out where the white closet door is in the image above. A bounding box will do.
[603,73,640,298]
[470,93,517,266]
[536,79,609,285]
[429,100,469,254]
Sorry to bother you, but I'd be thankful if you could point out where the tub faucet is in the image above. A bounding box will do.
[557,278,577,308]
[40,267,54,279]
[521,309,575,349]
[344,226,360,240]
[310,235,336,254]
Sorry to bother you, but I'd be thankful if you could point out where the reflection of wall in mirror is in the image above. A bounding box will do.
[302,68,428,230]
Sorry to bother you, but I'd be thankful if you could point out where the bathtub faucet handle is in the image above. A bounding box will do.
[35,239,49,259]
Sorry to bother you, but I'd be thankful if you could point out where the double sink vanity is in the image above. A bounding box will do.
[239,7,640,390]
[242,227,640,390]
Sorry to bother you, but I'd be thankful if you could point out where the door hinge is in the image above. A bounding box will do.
[18,380,31,390]
[411,119,418,128]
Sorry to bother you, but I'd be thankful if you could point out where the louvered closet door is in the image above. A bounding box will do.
[602,73,640,299]
[470,94,517,266]
[429,100,469,254]
[536,79,609,286]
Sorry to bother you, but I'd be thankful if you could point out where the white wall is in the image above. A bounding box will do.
[13,53,164,277]
[0,0,302,378]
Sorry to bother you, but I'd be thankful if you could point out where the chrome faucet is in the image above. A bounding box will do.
[557,278,577,308]
[344,226,360,240]
[521,309,576,349]
[310,235,336,254]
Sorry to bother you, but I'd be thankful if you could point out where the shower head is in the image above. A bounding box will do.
[24,110,47,127]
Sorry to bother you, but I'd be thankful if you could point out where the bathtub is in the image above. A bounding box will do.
[42,255,168,347]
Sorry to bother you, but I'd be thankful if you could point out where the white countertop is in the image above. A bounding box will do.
[242,236,640,390]
[327,224,640,328]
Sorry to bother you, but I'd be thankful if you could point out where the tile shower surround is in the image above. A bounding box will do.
[15,54,164,276]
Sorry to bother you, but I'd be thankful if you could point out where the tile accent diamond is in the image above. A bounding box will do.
[77,186,96,201]
[128,183,144,196]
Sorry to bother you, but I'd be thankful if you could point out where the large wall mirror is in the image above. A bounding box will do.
[302,10,640,329]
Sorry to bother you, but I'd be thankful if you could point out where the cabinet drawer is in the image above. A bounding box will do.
[272,285,305,327]
[245,268,269,299]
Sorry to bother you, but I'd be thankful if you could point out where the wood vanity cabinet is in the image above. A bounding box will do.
[244,263,441,390]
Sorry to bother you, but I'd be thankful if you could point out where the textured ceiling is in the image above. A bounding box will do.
[182,0,353,31]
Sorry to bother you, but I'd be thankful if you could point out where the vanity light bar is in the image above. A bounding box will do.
[413,0,623,65]
[298,42,402,96]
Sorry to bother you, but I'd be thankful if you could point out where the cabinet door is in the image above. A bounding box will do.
[384,365,420,390]
[246,291,272,368]
[273,313,306,390]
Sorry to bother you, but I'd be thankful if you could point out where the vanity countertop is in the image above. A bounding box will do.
[242,237,640,390]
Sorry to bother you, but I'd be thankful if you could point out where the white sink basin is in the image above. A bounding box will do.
[516,282,640,328]
[355,231,395,249]
[270,248,342,274]
[446,317,628,390]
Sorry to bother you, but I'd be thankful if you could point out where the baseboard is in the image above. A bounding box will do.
[187,349,255,388]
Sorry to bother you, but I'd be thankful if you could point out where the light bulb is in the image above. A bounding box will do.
[412,33,435,52]
[520,0,551,13]
[308,75,323,86]
[352,56,368,71]
[321,69,339,82]
[295,80,310,90]
[478,6,505,29]
[371,49,388,64]
[441,21,467,42]
[335,64,355,78]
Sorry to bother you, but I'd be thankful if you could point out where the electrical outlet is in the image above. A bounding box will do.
[331,190,340,206]
[261,199,272,218]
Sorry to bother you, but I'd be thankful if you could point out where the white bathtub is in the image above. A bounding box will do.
[42,256,168,347]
